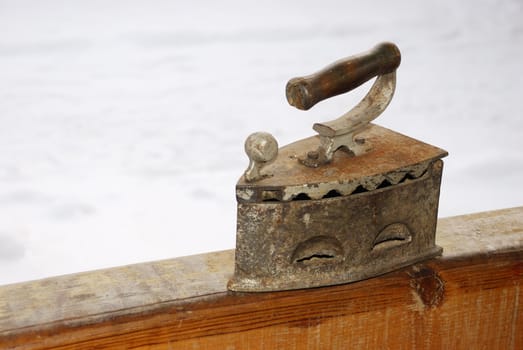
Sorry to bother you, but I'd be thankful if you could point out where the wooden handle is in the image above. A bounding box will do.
[286,42,401,110]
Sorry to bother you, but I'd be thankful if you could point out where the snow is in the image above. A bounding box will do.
[1,0,522,285]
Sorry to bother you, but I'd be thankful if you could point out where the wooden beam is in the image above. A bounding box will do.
[1,207,522,349]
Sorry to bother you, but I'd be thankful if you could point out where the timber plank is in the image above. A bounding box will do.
[0,207,522,349]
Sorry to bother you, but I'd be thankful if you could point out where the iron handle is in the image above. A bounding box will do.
[286,42,401,110]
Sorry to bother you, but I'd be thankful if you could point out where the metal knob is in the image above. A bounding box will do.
[243,132,278,182]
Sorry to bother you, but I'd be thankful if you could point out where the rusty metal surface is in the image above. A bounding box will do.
[230,42,448,292]
[229,160,444,291]
[237,124,447,202]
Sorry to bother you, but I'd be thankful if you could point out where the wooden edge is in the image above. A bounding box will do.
[1,206,522,349]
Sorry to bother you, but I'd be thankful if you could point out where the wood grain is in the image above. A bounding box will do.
[1,207,522,349]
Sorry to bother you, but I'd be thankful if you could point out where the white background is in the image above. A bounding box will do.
[1,0,522,285]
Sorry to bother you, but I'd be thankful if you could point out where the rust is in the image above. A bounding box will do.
[229,42,447,292]
[230,160,445,292]
[236,124,447,203]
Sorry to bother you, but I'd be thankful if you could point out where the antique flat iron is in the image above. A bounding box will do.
[228,42,448,292]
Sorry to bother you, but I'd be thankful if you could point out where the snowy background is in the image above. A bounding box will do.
[1,0,522,285]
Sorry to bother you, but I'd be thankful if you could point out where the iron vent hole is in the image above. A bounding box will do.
[322,190,342,199]
[292,193,312,201]
[351,185,367,194]
[376,179,393,189]
[259,164,431,203]
[373,223,412,251]
[292,236,344,265]
[295,253,335,263]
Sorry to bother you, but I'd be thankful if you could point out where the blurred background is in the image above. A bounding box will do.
[1,0,522,285]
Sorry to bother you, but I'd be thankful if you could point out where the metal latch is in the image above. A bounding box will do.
[229,43,448,292]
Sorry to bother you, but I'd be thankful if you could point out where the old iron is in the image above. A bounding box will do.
[228,42,448,292]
